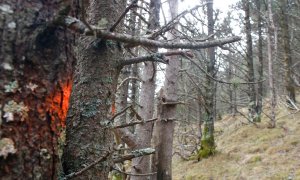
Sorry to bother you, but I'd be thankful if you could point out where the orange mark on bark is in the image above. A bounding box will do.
[111,101,116,116]
[46,79,72,134]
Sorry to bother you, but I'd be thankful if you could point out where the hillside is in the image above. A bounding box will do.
[173,100,300,180]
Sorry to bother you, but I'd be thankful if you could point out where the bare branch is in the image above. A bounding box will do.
[60,16,241,49]
[112,167,157,177]
[64,151,111,179]
[113,148,155,163]
[111,105,133,121]
[112,118,158,129]
[117,77,142,90]
[110,0,138,32]
[120,51,193,66]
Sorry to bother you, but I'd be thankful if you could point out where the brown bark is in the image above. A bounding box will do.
[243,0,257,121]
[152,0,179,179]
[279,0,296,104]
[131,0,160,179]
[267,0,276,127]
[62,0,125,179]
[255,0,263,121]
[198,0,216,159]
[0,0,74,179]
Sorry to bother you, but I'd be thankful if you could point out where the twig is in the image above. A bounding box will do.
[183,54,265,85]
[286,96,299,110]
[64,151,111,179]
[117,77,141,90]
[110,0,138,32]
[112,118,158,129]
[111,105,133,121]
[112,167,157,177]
[113,148,155,163]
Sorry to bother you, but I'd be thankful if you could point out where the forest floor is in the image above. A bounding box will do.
[173,97,300,180]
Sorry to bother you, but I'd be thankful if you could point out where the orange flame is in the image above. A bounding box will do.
[46,79,72,134]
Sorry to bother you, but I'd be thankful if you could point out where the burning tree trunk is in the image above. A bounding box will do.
[0,0,75,179]
[62,0,125,179]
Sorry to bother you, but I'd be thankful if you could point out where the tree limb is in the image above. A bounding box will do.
[113,148,155,163]
[121,50,194,66]
[60,16,241,49]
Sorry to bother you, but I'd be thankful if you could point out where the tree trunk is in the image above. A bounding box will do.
[255,0,263,122]
[152,0,179,179]
[243,0,258,122]
[279,0,296,104]
[198,0,216,159]
[131,0,160,179]
[62,0,125,179]
[267,0,277,127]
[0,0,74,179]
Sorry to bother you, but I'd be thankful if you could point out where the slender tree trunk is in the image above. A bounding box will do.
[279,0,296,104]
[198,0,216,159]
[131,0,160,179]
[152,0,179,179]
[0,0,75,179]
[267,0,276,127]
[255,0,263,122]
[243,0,258,122]
[62,0,125,179]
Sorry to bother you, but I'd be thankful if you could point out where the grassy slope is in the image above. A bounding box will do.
[173,100,300,180]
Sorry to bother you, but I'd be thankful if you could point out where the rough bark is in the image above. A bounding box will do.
[131,0,160,179]
[198,0,216,159]
[62,0,125,179]
[243,0,258,122]
[267,0,276,127]
[0,0,74,179]
[152,0,179,179]
[279,0,296,104]
[255,0,263,122]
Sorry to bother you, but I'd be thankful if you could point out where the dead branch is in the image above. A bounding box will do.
[111,105,133,121]
[121,54,169,66]
[110,0,138,32]
[113,148,155,163]
[183,54,265,85]
[117,77,141,90]
[112,167,157,177]
[59,16,241,49]
[112,118,158,129]
[64,150,111,179]
[120,50,193,66]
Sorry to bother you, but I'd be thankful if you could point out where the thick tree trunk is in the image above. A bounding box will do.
[62,0,125,179]
[131,0,160,179]
[279,0,296,104]
[243,0,258,122]
[0,0,74,179]
[198,0,216,159]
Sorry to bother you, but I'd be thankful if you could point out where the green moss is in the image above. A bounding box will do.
[196,126,216,160]
[253,114,261,122]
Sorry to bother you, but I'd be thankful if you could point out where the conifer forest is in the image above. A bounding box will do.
[0,0,300,179]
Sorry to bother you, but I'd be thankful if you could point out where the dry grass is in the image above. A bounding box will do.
[173,99,300,180]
